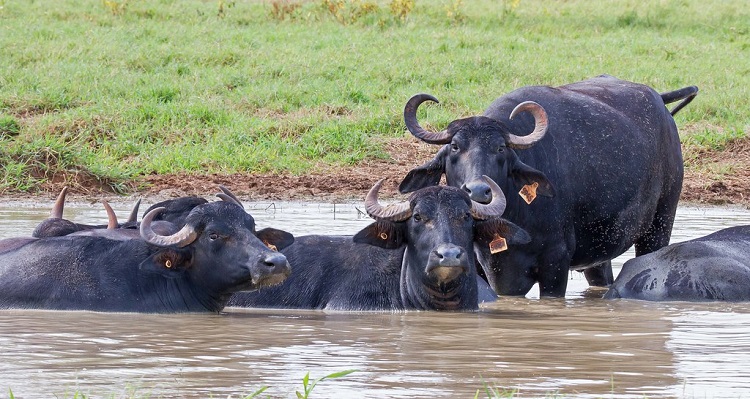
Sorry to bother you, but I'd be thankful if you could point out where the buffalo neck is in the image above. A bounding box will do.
[135,269,227,313]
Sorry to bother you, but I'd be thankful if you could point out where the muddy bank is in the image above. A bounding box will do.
[3,137,750,208]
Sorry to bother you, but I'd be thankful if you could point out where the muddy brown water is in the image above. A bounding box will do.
[2,201,750,398]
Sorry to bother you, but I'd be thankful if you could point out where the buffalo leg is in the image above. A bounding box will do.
[582,261,614,287]
[536,243,575,297]
[537,261,570,297]
[635,228,673,257]
[538,268,569,297]
[634,197,678,257]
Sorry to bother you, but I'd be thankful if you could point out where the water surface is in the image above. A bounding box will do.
[1,200,750,398]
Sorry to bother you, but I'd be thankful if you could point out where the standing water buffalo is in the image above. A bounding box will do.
[0,198,294,312]
[229,178,530,311]
[399,75,697,297]
[604,226,750,301]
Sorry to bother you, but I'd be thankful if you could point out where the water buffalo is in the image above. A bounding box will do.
[604,226,750,301]
[399,75,696,297]
[32,187,141,238]
[32,186,217,238]
[0,199,294,312]
[229,178,530,311]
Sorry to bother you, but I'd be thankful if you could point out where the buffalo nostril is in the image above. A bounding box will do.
[428,245,467,280]
[262,253,289,270]
[464,181,492,204]
[437,246,462,261]
[255,253,291,287]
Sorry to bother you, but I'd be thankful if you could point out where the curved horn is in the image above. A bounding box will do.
[51,186,68,218]
[140,207,198,248]
[217,185,243,208]
[506,101,549,149]
[404,94,453,145]
[364,179,412,222]
[102,200,118,230]
[470,176,507,220]
[127,199,141,223]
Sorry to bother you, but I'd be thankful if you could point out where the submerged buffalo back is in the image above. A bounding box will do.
[605,226,750,301]
[0,237,153,310]
[230,235,404,310]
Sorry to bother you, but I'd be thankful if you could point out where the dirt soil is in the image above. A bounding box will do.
[681,137,750,206]
[7,136,750,207]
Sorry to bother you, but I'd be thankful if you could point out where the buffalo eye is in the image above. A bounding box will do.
[413,214,423,222]
[450,142,459,152]
[498,147,505,153]
[208,232,219,240]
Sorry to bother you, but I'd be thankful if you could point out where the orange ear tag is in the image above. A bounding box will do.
[489,236,508,254]
[519,182,539,204]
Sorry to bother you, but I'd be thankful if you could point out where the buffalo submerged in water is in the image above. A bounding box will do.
[0,193,295,313]
[605,226,750,302]
[31,187,220,240]
[399,75,697,297]
[31,187,142,238]
[229,178,530,311]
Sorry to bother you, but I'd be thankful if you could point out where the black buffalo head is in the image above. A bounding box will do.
[139,200,295,295]
[399,94,555,205]
[353,177,530,310]
[142,195,209,227]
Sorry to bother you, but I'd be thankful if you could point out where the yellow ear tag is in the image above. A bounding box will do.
[165,260,172,268]
[519,182,539,204]
[489,236,508,254]
[379,232,388,240]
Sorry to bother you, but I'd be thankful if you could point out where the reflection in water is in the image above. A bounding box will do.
[2,200,750,397]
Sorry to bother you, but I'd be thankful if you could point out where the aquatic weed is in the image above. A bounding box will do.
[295,369,357,399]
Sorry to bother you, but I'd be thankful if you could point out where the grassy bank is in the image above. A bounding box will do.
[0,0,748,193]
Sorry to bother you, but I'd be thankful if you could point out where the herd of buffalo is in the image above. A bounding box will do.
[3,74,750,313]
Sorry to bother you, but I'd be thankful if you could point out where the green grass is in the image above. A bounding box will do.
[0,0,748,193]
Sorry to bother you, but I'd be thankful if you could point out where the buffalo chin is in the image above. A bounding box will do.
[428,266,465,283]
[257,273,290,288]
[236,272,290,292]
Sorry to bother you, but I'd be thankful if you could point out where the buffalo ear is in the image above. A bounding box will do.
[353,221,406,249]
[475,218,532,248]
[139,248,192,278]
[257,228,295,251]
[398,146,448,194]
[510,160,555,198]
